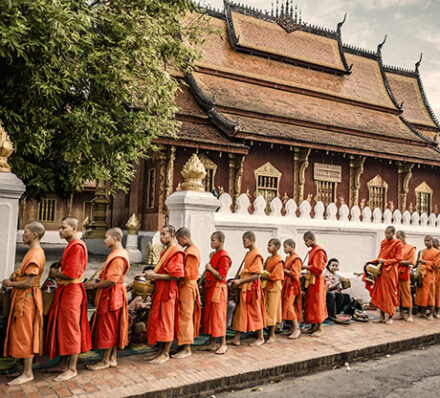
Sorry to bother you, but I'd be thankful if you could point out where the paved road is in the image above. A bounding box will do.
[218,344,440,398]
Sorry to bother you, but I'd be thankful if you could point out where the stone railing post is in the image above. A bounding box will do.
[0,125,26,279]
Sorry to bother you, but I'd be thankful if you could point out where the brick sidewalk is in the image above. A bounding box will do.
[2,313,440,398]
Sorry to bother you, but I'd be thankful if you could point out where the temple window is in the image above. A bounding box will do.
[415,182,432,214]
[38,198,56,222]
[315,181,337,207]
[313,163,341,207]
[146,168,156,209]
[199,154,217,192]
[367,175,388,210]
[254,162,281,212]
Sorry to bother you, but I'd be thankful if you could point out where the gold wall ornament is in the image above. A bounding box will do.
[180,153,207,192]
[145,242,163,266]
[126,213,141,235]
[0,124,14,173]
[82,216,90,230]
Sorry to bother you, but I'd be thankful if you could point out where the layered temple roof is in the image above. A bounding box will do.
[169,1,440,165]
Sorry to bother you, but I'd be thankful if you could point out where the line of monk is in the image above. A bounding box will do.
[3,219,440,385]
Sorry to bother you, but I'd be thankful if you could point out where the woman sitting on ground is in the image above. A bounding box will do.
[324,258,351,322]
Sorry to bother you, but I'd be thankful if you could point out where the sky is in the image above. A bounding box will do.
[202,0,440,119]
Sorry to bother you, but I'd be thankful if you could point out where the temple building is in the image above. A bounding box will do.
[19,1,440,238]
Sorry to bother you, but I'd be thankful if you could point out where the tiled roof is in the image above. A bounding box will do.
[197,17,396,109]
[175,86,208,119]
[385,71,439,129]
[227,10,348,73]
[193,72,424,143]
[231,115,440,164]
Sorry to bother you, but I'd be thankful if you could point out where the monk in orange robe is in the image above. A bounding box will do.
[433,238,440,318]
[415,235,440,320]
[85,227,130,370]
[200,231,231,355]
[173,227,201,359]
[282,239,302,339]
[396,230,416,322]
[302,231,327,337]
[230,231,266,346]
[45,216,92,381]
[367,226,403,324]
[145,225,184,364]
[261,238,284,344]
[2,222,46,385]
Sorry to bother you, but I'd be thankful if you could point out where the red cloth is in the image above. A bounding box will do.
[202,250,231,337]
[146,245,184,345]
[370,238,403,316]
[415,248,440,307]
[282,254,302,322]
[304,245,328,324]
[46,239,92,358]
[398,243,416,281]
[91,249,130,350]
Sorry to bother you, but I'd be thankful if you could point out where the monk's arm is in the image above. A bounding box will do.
[144,271,177,281]
[4,275,36,289]
[50,268,75,281]
[236,274,260,285]
[85,279,114,289]
[206,264,223,280]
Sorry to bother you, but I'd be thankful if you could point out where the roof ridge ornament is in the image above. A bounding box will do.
[415,52,423,73]
[377,34,387,54]
[337,13,347,33]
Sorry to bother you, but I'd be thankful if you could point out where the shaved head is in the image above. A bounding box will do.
[243,231,256,241]
[283,239,296,248]
[62,216,78,229]
[26,221,45,240]
[303,231,315,240]
[175,227,191,239]
[107,227,123,242]
[212,231,225,243]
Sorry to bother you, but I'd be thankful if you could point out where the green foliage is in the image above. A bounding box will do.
[0,0,209,198]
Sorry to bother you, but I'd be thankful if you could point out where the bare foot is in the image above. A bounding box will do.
[199,343,218,352]
[149,354,169,365]
[425,315,433,321]
[215,345,228,355]
[265,336,276,345]
[385,318,393,325]
[228,336,241,346]
[249,338,265,347]
[110,359,117,367]
[8,374,34,385]
[54,369,77,382]
[406,316,414,322]
[373,319,386,324]
[281,329,293,336]
[310,330,323,337]
[87,360,111,371]
[144,351,160,361]
[172,350,191,359]
[288,329,301,340]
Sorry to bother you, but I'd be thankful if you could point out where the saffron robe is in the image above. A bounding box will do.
[415,248,440,307]
[304,245,328,324]
[146,245,184,345]
[398,243,416,309]
[232,248,266,333]
[435,260,440,308]
[282,254,302,322]
[370,238,403,316]
[201,250,231,338]
[91,249,130,350]
[177,245,201,345]
[263,254,284,327]
[4,247,45,359]
[46,239,92,358]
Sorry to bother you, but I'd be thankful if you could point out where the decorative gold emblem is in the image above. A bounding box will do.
[0,124,13,173]
[126,213,141,235]
[180,154,207,192]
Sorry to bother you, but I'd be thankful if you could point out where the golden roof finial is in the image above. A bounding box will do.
[180,153,207,192]
[0,124,13,173]
[126,213,140,235]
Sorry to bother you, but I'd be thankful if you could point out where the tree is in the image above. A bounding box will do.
[0,0,210,198]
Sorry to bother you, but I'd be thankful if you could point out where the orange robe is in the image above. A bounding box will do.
[397,243,416,309]
[282,254,302,323]
[177,245,201,346]
[370,238,403,316]
[435,259,440,308]
[263,254,284,327]
[201,250,231,338]
[46,239,92,358]
[91,249,130,350]
[415,248,440,307]
[232,248,266,333]
[4,247,46,359]
[146,245,184,345]
[304,245,327,324]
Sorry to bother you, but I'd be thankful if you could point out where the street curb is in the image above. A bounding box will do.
[128,331,440,398]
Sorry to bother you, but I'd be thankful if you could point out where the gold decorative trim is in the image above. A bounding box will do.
[0,124,13,173]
